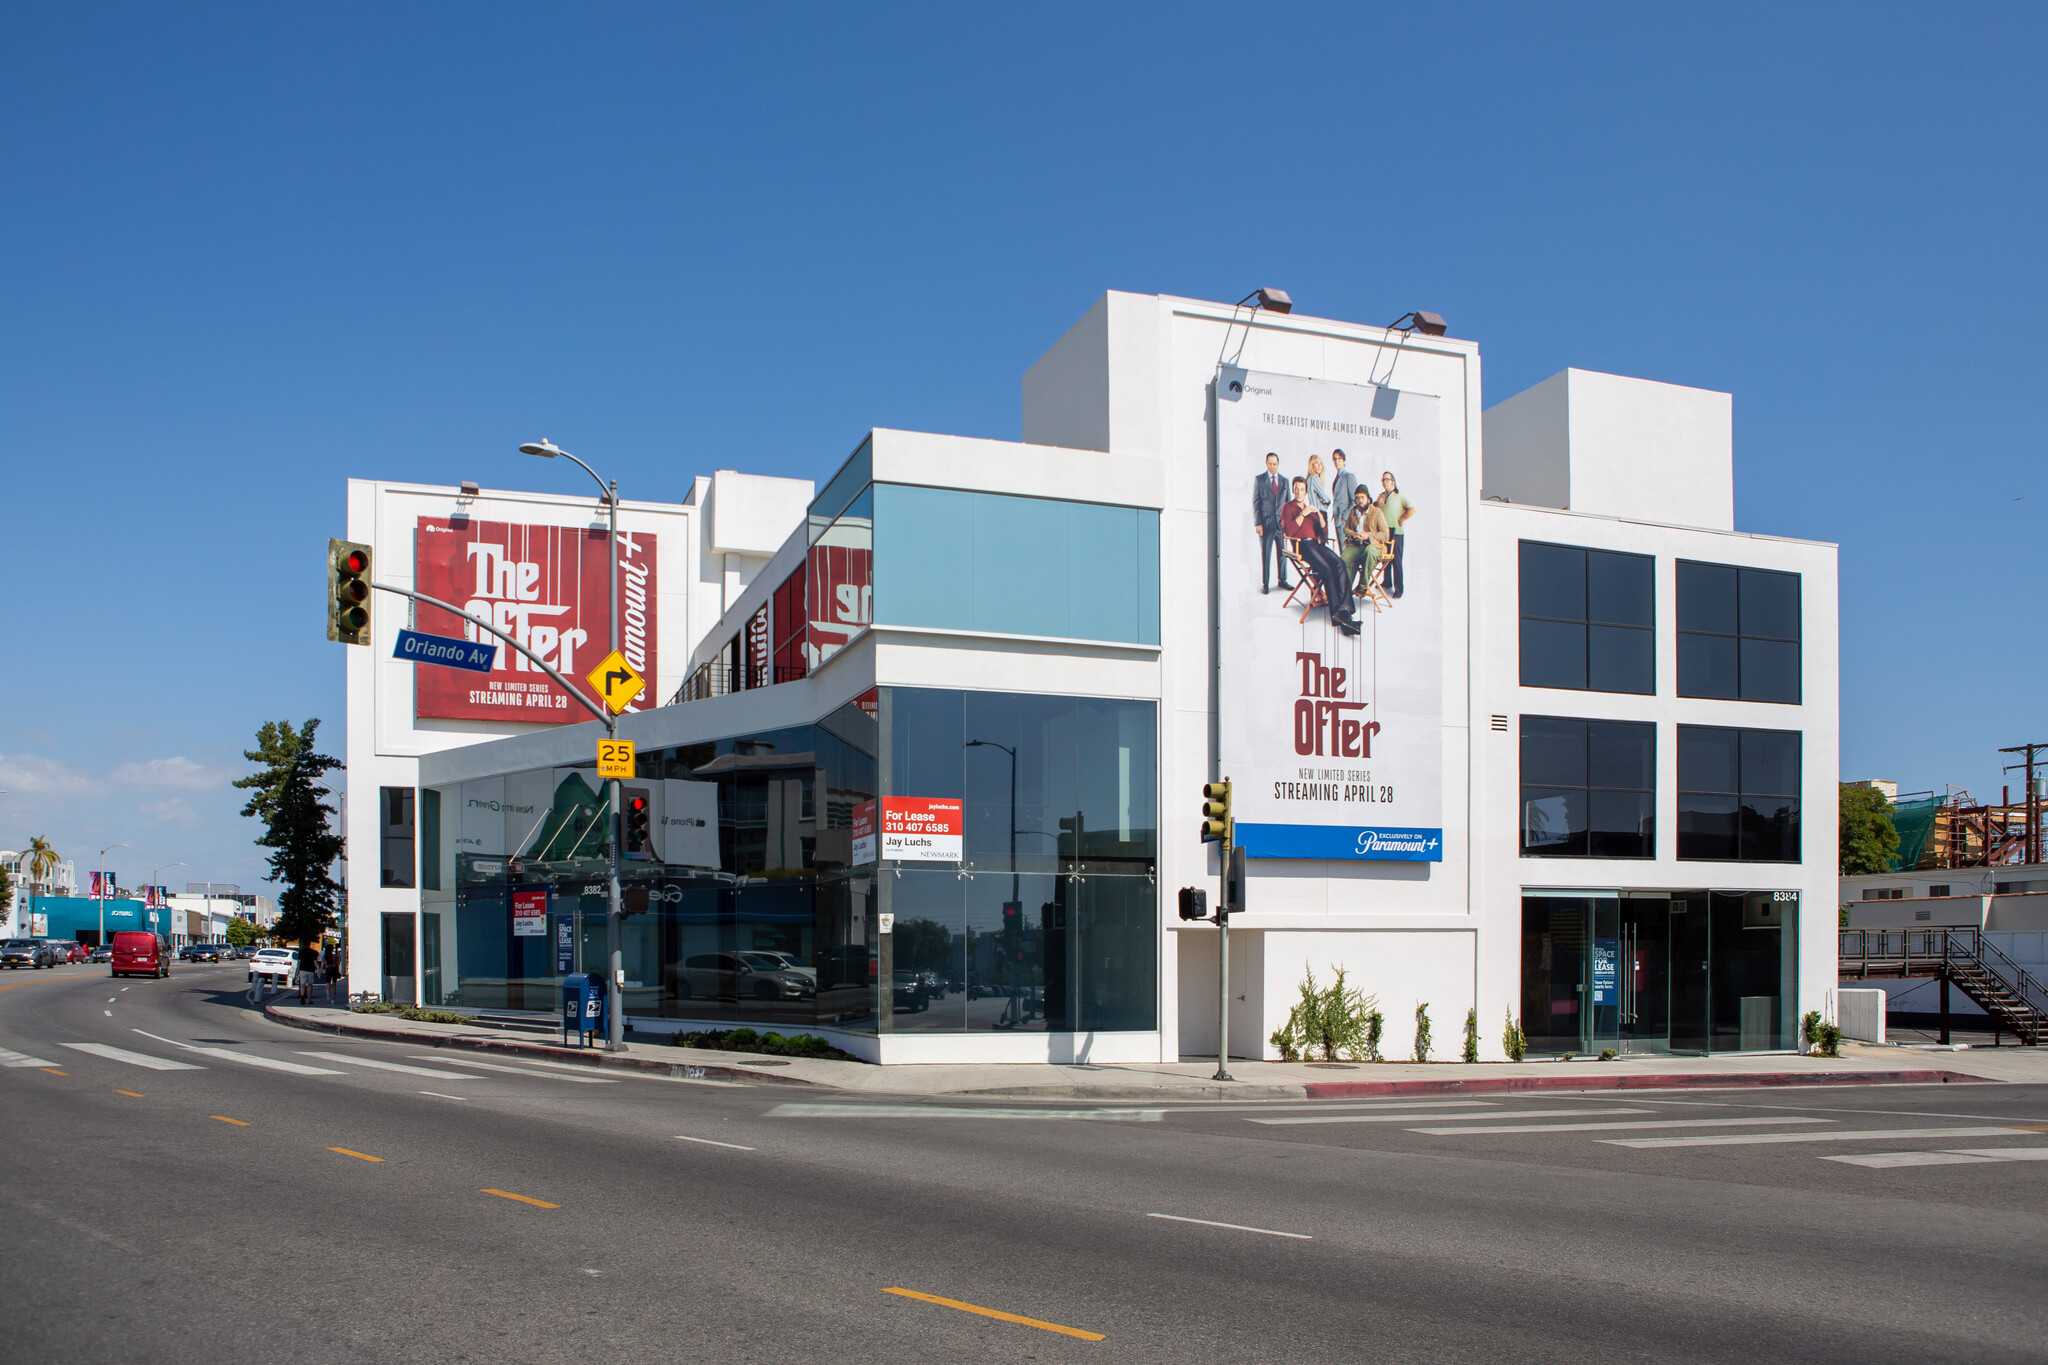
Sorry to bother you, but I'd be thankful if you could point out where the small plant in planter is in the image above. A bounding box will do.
[1502,1008,1527,1062]
[1462,1007,1479,1063]
[1412,1002,1432,1063]
[1598,1048,1617,1061]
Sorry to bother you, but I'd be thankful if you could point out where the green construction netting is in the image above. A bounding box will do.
[1890,796,1942,871]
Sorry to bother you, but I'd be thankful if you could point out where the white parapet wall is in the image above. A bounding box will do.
[1837,988,1887,1045]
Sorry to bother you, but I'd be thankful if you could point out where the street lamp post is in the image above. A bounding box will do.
[152,862,186,945]
[522,439,628,1052]
[98,843,129,949]
[966,740,1023,1028]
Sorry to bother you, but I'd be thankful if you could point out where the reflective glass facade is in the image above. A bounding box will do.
[418,687,1157,1036]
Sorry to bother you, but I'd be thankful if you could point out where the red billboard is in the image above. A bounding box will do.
[413,516,657,723]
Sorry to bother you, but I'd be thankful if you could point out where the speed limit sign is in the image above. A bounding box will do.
[597,738,636,780]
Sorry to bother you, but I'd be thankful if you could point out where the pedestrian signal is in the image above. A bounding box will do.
[1177,887,1210,921]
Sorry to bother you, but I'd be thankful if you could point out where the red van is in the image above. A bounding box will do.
[112,931,170,979]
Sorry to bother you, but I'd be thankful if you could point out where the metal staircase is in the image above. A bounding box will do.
[1840,927,2047,1044]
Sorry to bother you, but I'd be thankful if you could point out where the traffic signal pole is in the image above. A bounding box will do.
[1215,821,1232,1083]
[366,579,627,1047]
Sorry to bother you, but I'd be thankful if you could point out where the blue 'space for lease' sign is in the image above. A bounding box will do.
[393,627,498,673]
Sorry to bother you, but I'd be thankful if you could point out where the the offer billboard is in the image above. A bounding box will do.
[1215,368,1443,860]
[413,517,657,724]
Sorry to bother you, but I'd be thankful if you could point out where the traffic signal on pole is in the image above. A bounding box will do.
[327,538,372,645]
[1177,887,1209,921]
[623,788,652,855]
[1200,780,1232,843]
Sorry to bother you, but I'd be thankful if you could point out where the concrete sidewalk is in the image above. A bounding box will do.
[262,1001,2034,1098]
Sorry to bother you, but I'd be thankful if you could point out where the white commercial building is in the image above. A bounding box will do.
[345,290,1839,1064]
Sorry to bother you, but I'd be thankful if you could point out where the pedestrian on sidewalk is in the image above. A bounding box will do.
[322,945,342,1005]
[297,943,318,1005]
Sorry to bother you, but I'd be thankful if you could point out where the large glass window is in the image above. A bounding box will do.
[1677,561,1801,703]
[436,686,1156,1037]
[1677,725,1801,861]
[1519,542,1653,694]
[379,786,415,889]
[1520,717,1655,858]
[872,486,1159,646]
[877,687,1157,1034]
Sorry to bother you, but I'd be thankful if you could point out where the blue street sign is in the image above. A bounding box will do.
[393,628,497,673]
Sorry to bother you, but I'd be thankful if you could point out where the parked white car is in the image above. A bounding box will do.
[248,947,298,986]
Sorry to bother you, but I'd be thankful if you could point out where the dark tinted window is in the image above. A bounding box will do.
[1521,717,1654,858]
[1677,561,1801,703]
[1678,725,1800,862]
[1519,542,1653,695]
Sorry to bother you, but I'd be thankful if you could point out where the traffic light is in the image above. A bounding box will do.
[1200,780,1232,843]
[1177,887,1209,921]
[623,788,652,855]
[1002,901,1025,962]
[1226,845,1246,916]
[327,538,372,645]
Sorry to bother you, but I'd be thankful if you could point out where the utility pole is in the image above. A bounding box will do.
[1999,743,2048,867]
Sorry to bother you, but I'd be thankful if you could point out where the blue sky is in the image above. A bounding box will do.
[2,4,2042,893]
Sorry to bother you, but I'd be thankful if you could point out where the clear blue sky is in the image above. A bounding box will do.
[2,4,2042,894]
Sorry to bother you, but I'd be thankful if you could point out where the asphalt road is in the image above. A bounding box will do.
[3,963,2045,1364]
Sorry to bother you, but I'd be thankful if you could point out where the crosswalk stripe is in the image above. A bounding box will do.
[419,1056,618,1084]
[131,1030,344,1075]
[1944,1147,2048,1161]
[1413,1116,1832,1136]
[768,1103,1168,1121]
[1824,1151,2005,1168]
[296,1052,484,1080]
[1255,1107,1651,1127]
[0,1045,59,1068]
[1604,1125,2038,1150]
[62,1043,204,1071]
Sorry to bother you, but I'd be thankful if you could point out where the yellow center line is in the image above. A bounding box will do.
[329,1146,384,1162]
[482,1188,559,1209]
[881,1287,1105,1342]
[212,1115,249,1126]
[115,1089,144,1098]
[39,1068,67,1076]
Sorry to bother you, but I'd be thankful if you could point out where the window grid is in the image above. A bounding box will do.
[1518,541,1654,695]
[1676,725,1801,863]
[1676,561,1802,703]
[1519,716,1656,859]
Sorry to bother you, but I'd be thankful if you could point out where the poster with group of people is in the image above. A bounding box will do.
[1215,367,1443,860]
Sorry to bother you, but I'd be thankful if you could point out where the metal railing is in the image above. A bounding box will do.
[1840,926,2048,1032]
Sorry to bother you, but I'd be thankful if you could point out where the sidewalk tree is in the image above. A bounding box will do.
[234,719,343,954]
[224,918,259,949]
[1839,783,1900,875]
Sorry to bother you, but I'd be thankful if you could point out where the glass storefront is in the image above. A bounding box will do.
[1520,889,1797,1055]
[420,687,1158,1036]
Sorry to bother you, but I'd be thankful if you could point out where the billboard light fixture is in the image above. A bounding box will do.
[1387,311,1448,336]
[1237,287,1293,315]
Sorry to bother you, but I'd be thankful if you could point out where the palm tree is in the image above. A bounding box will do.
[26,836,58,892]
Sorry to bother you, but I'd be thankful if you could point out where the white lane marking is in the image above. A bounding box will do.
[131,1030,344,1075]
[61,1043,203,1071]
[104,1010,112,1016]
[1255,1107,1653,1127]
[0,1045,59,1068]
[1171,1099,1505,1114]
[1147,1213,1312,1240]
[120,988,129,992]
[767,1103,1165,1122]
[107,998,115,1003]
[675,1135,756,1151]
[1414,1116,1832,1136]
[418,1091,469,1102]
[296,1052,485,1080]
[1946,1147,2048,1161]
[1824,1151,2006,1168]
[1605,1125,2040,1150]
[417,1057,618,1084]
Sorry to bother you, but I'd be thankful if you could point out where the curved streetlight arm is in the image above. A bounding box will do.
[370,583,615,733]
[539,445,613,505]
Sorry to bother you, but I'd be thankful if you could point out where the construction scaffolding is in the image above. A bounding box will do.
[1882,740,2048,871]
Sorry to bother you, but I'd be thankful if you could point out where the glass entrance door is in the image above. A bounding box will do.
[1618,897,1670,1054]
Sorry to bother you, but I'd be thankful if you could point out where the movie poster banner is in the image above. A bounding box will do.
[1215,368,1443,860]
[413,517,657,724]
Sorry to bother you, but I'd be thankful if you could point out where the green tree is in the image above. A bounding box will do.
[224,917,259,948]
[26,835,59,889]
[0,858,12,918]
[234,720,344,953]
[1839,783,1900,875]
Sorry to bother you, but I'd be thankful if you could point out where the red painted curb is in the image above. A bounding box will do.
[261,1003,815,1086]
[1301,1069,1984,1099]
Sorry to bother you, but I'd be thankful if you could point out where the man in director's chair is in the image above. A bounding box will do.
[1279,476,1362,636]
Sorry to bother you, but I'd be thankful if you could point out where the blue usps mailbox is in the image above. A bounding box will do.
[561,973,607,1048]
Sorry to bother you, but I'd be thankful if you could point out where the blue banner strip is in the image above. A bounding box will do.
[394,627,498,673]
[1235,823,1444,862]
